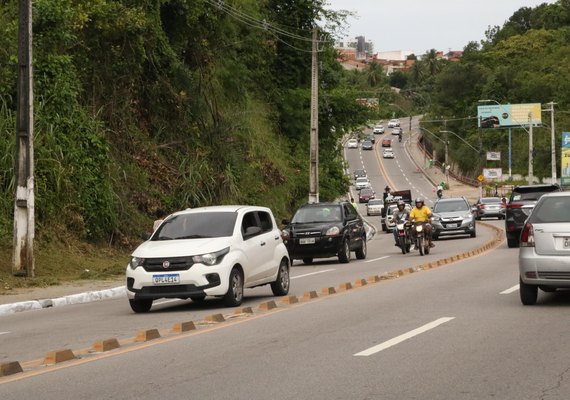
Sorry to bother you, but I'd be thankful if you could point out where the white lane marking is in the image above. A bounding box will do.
[354,317,455,356]
[364,255,390,263]
[500,284,519,294]
[0,332,9,336]
[291,269,335,280]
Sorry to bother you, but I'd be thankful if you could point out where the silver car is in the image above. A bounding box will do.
[431,197,476,239]
[366,199,384,216]
[519,192,570,305]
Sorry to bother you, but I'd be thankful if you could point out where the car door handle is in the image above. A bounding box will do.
[274,236,280,240]
[260,241,266,246]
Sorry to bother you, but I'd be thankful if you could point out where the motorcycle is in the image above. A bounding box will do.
[395,216,412,254]
[412,221,431,256]
[436,189,443,199]
[398,134,402,143]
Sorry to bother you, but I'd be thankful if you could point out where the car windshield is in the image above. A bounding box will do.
[292,206,342,223]
[481,198,501,204]
[153,212,237,240]
[434,200,469,213]
[368,200,382,206]
[529,197,570,223]
[511,191,553,201]
[356,177,368,183]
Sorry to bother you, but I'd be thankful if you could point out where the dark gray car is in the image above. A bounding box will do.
[505,184,561,248]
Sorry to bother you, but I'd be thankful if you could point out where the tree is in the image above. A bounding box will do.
[366,61,384,87]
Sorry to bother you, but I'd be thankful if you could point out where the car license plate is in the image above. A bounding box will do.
[299,238,316,245]
[152,274,180,285]
[448,223,458,228]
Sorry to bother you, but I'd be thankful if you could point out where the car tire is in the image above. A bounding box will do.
[190,295,206,303]
[223,268,244,307]
[519,277,538,305]
[302,258,313,265]
[338,239,350,263]
[355,237,367,259]
[129,298,153,313]
[470,228,476,238]
[271,259,290,296]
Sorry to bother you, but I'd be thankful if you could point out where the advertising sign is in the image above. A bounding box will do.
[483,168,502,180]
[486,151,501,161]
[561,132,570,186]
[477,103,541,128]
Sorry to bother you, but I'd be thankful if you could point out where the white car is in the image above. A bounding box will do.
[347,139,358,148]
[366,199,384,216]
[373,124,384,134]
[391,127,403,136]
[126,206,291,312]
[383,148,394,159]
[387,119,400,128]
[355,177,371,190]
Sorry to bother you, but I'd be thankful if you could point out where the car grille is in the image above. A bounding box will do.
[143,256,194,272]
[294,230,321,237]
[537,271,570,280]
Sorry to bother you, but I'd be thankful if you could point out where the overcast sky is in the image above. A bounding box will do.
[325,0,558,55]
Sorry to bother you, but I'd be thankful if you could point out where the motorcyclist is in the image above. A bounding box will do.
[392,200,410,246]
[398,131,402,142]
[436,183,443,199]
[408,197,435,248]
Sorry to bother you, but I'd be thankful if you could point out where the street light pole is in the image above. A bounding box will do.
[546,102,557,182]
[528,112,533,185]
[308,27,319,203]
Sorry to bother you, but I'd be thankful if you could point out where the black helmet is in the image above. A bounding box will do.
[385,186,391,191]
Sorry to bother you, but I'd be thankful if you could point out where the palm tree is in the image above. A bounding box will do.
[366,62,384,87]
[424,49,441,76]
[409,61,425,85]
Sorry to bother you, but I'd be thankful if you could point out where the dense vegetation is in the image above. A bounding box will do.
[1,0,569,285]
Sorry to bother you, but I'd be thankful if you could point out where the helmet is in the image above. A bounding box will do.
[385,186,391,191]
[397,200,406,209]
[415,197,424,205]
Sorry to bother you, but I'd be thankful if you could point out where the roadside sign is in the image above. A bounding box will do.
[477,175,484,182]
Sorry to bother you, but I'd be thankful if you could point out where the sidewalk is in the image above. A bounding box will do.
[405,131,480,204]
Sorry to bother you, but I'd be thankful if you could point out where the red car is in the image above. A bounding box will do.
[381,138,392,147]
[359,188,376,203]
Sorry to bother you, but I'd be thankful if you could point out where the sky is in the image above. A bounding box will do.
[325,0,558,55]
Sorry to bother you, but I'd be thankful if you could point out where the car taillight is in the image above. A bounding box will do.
[479,204,484,209]
[507,203,523,209]
[520,223,535,247]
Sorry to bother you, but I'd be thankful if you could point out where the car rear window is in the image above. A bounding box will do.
[528,197,570,223]
[434,200,469,212]
[510,186,560,202]
[482,198,501,204]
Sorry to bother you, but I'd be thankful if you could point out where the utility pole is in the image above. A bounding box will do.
[547,102,557,182]
[528,112,533,185]
[444,134,449,186]
[308,27,319,203]
[13,0,34,277]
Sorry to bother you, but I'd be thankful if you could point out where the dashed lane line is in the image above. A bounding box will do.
[0,332,9,336]
[291,269,336,280]
[364,256,390,263]
[500,284,519,294]
[354,317,456,356]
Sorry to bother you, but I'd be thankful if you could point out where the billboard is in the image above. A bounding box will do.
[562,132,570,186]
[483,168,502,180]
[477,103,541,128]
[486,151,501,161]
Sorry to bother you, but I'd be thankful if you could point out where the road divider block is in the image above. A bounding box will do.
[171,321,196,333]
[303,291,318,300]
[258,301,277,311]
[92,338,120,352]
[135,329,161,342]
[0,361,23,377]
[321,287,336,295]
[44,349,76,365]
[204,314,225,323]
[234,307,253,315]
[367,275,380,283]
[281,296,299,305]
[338,282,352,291]
[354,278,367,287]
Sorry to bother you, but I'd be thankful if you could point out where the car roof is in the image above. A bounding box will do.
[512,184,560,192]
[299,202,344,208]
[435,197,468,204]
[172,205,266,216]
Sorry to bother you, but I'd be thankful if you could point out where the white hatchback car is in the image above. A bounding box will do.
[347,139,358,148]
[126,206,290,312]
[387,119,400,128]
[355,177,371,190]
[373,124,384,134]
[383,148,394,159]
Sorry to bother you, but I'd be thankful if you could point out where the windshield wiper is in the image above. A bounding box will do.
[178,234,211,239]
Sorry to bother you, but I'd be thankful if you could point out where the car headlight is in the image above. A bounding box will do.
[432,216,440,222]
[129,256,145,270]
[325,226,341,236]
[462,213,473,220]
[192,247,230,266]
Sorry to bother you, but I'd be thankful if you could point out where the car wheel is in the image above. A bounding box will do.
[223,268,244,307]
[302,257,313,265]
[519,277,538,305]
[190,295,206,303]
[470,228,476,238]
[355,237,367,259]
[129,298,153,313]
[271,259,290,296]
[338,239,350,263]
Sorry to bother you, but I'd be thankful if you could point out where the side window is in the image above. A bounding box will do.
[344,204,354,219]
[241,212,261,238]
[257,211,274,233]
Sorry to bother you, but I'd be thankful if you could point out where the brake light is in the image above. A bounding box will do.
[520,223,535,247]
[507,203,523,209]
[479,204,485,209]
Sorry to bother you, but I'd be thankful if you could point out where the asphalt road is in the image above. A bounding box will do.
[1,120,569,399]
